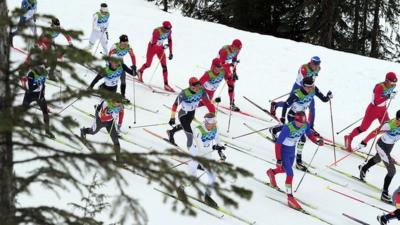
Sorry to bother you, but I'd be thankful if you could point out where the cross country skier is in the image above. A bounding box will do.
[188,112,226,207]
[345,72,397,151]
[270,56,321,128]
[198,58,230,105]
[80,96,124,162]
[87,3,110,55]
[266,111,324,210]
[10,0,38,46]
[20,65,54,138]
[218,39,242,111]
[137,21,174,92]
[378,186,400,224]
[269,77,331,171]
[108,34,137,76]
[358,110,400,203]
[167,77,215,148]
[88,58,134,101]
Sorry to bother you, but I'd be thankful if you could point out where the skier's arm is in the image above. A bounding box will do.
[201,91,216,113]
[62,33,72,45]
[89,71,104,89]
[305,123,321,144]
[92,14,100,31]
[167,31,173,53]
[118,107,124,126]
[362,123,390,144]
[27,71,38,92]
[171,91,184,118]
[219,48,228,65]
[373,85,387,105]
[315,86,330,102]
[299,65,307,79]
[150,29,159,46]
[281,94,297,119]
[108,45,116,56]
[128,48,136,66]
[199,71,210,85]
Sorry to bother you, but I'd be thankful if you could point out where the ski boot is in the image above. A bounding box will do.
[204,189,218,208]
[164,83,175,92]
[377,215,388,225]
[295,161,309,172]
[344,135,353,152]
[230,101,240,112]
[45,130,55,139]
[266,169,277,188]
[287,194,302,210]
[80,128,87,139]
[381,190,393,204]
[137,71,144,83]
[270,101,277,116]
[358,163,367,181]
[197,164,204,171]
[166,130,177,146]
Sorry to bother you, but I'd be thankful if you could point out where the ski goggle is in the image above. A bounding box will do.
[205,117,217,125]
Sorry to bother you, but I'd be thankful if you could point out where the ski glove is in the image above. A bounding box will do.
[233,71,239,81]
[163,44,169,49]
[390,91,397,99]
[212,145,225,151]
[327,91,333,99]
[214,97,221,103]
[316,138,324,146]
[168,118,175,126]
[280,117,286,124]
[131,65,137,76]
[218,150,227,161]
[168,53,173,60]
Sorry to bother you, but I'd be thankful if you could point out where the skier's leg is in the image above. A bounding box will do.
[156,50,168,85]
[37,97,50,132]
[88,30,99,49]
[180,111,195,148]
[100,32,108,55]
[107,121,121,161]
[138,43,155,74]
[120,71,126,97]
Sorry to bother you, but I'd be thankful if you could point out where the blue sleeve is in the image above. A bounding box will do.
[276,125,290,145]
[305,123,312,137]
[309,99,315,128]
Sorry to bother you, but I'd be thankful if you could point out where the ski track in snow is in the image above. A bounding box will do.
[7,0,400,224]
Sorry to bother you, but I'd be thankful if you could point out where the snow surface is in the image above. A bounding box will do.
[7,0,400,224]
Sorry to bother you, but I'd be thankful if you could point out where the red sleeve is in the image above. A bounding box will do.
[396,192,400,209]
[118,108,124,125]
[300,65,307,78]
[373,84,387,105]
[150,29,159,45]
[202,96,216,113]
[100,108,113,121]
[223,66,234,85]
[64,34,72,43]
[219,48,227,65]
[108,46,116,56]
[363,127,383,143]
[171,102,178,112]
[199,71,210,85]
[307,133,318,144]
[168,31,173,53]
[129,48,136,66]
[275,143,282,160]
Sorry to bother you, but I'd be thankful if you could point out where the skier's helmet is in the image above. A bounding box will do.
[51,18,60,27]
[294,111,307,124]
[310,56,321,65]
[232,39,242,49]
[204,112,217,125]
[162,21,172,30]
[100,3,108,12]
[188,77,200,87]
[386,72,397,83]
[119,34,129,42]
[212,58,222,67]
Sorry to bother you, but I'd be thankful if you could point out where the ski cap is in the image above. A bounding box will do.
[162,21,172,29]
[204,112,217,124]
[311,56,321,65]
[386,72,397,82]
[51,18,60,26]
[100,3,108,12]
[212,58,222,67]
[189,77,200,87]
[119,34,128,42]
[294,111,307,124]
[232,39,242,49]
[302,77,315,87]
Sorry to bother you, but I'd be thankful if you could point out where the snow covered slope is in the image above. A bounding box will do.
[8,0,400,224]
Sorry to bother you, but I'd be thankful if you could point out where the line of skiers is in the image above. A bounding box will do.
[13,1,400,223]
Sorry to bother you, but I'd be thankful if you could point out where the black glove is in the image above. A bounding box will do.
[280,117,286,124]
[327,91,333,99]
[316,138,324,146]
[106,31,109,40]
[218,150,227,161]
[212,145,225,151]
[168,53,173,60]
[131,65,137,76]
[168,118,175,126]
[233,71,239,81]
[311,129,320,137]
[214,97,221,103]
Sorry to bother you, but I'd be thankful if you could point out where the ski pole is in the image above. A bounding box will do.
[232,125,277,139]
[365,98,393,162]
[294,145,320,193]
[128,122,168,129]
[329,100,337,166]
[133,72,137,124]
[148,50,165,85]
[227,105,233,133]
[336,117,363,135]
[169,149,215,169]
[269,92,290,102]
[56,95,80,115]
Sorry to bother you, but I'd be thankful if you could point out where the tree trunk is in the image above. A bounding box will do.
[0,0,15,224]
[360,0,368,54]
[370,0,381,57]
[352,0,360,52]
[319,0,337,47]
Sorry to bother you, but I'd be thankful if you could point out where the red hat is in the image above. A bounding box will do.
[212,58,222,67]
[162,21,172,29]
[232,39,242,49]
[294,111,307,124]
[189,77,200,86]
[386,72,397,82]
